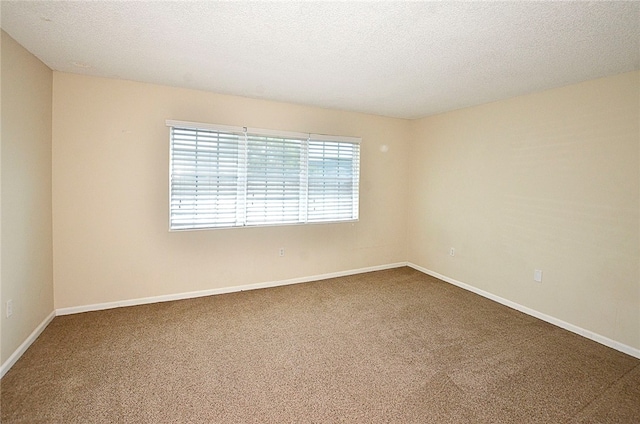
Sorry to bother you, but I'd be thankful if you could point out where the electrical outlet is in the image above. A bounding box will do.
[449,248,455,257]
[534,269,543,283]
[279,248,285,257]
[6,300,13,318]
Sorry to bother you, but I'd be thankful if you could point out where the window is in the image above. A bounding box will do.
[167,120,360,230]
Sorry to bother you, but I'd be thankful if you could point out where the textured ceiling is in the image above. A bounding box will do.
[1,1,639,119]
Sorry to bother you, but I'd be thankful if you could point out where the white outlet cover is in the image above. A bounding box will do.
[534,269,543,282]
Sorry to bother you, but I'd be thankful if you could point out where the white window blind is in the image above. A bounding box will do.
[168,121,360,230]
[245,132,305,225]
[169,126,244,229]
[308,137,360,223]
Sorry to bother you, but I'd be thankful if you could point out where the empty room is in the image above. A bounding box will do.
[1,1,639,422]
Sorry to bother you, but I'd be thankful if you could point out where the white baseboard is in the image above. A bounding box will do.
[407,262,640,360]
[4,261,636,381]
[0,310,56,379]
[56,262,408,316]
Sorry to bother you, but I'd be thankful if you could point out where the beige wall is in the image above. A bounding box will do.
[52,73,410,309]
[1,31,54,364]
[408,71,640,350]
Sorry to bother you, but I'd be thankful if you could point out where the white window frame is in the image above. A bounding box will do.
[167,120,360,231]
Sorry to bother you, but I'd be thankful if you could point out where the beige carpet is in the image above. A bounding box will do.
[2,267,639,423]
